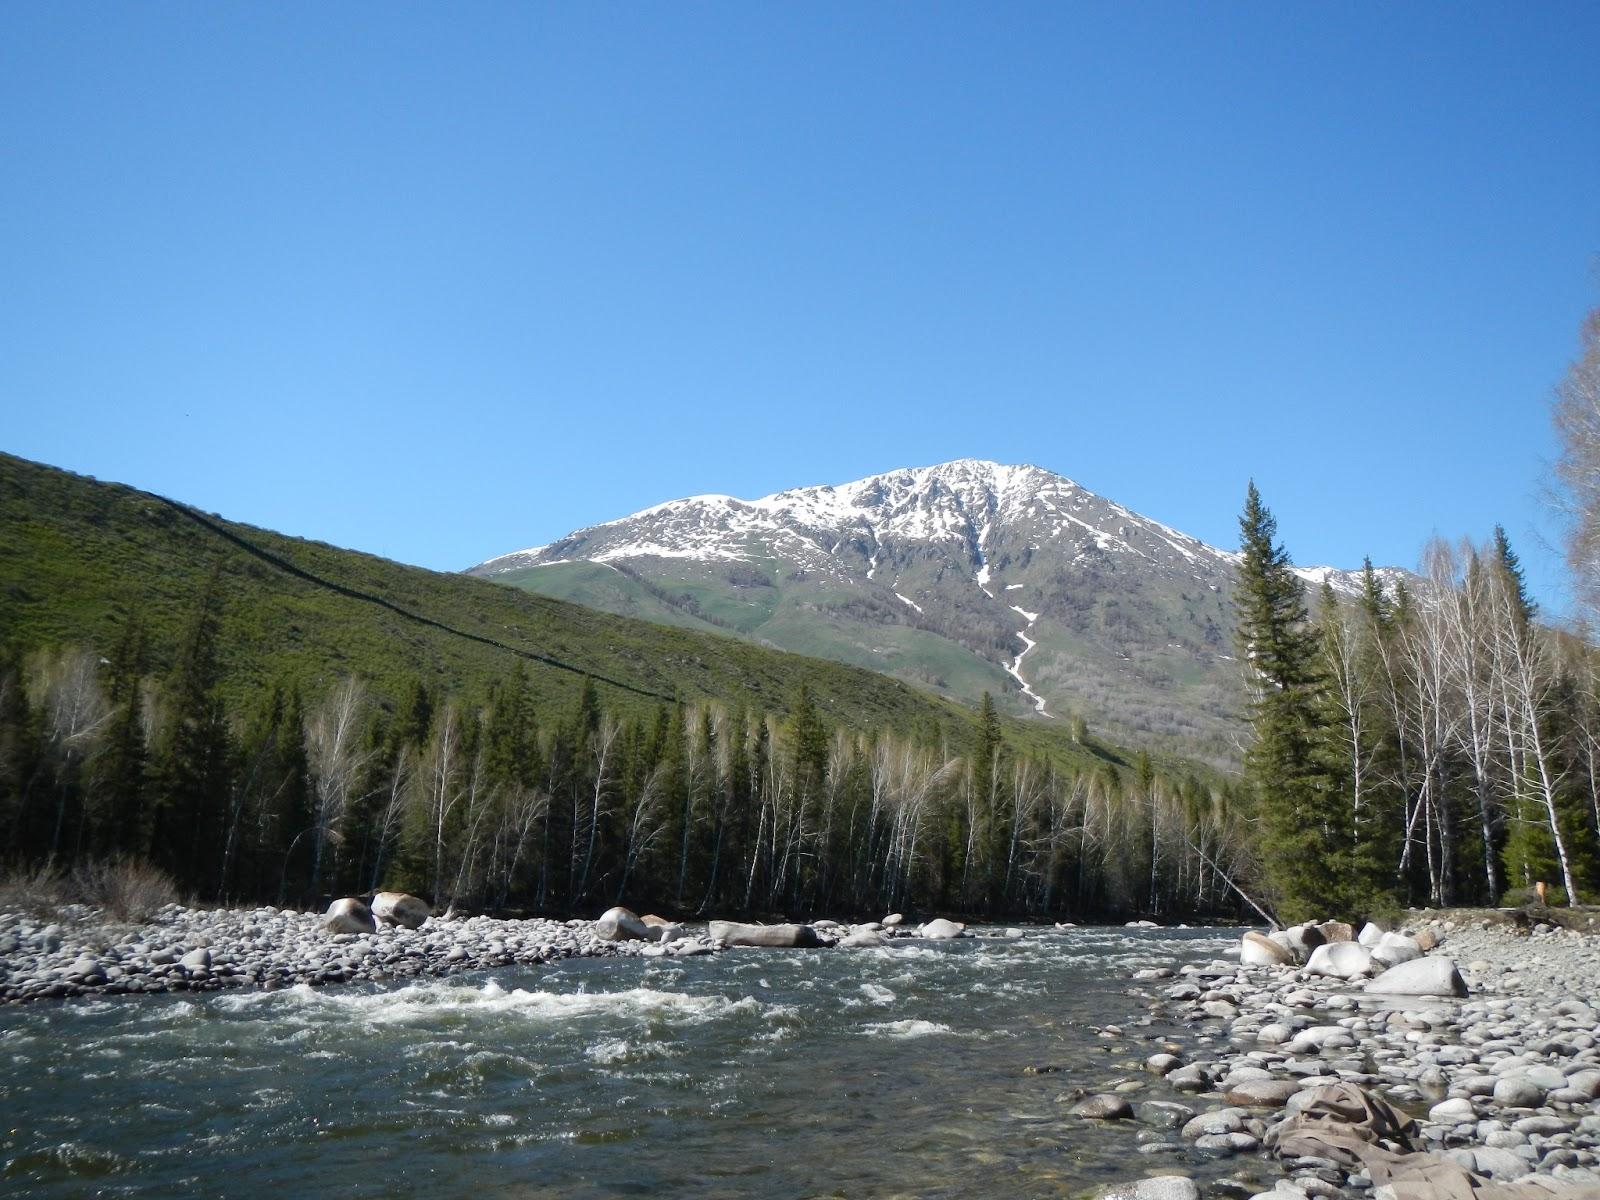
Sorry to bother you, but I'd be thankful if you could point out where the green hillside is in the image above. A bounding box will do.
[0,452,1098,761]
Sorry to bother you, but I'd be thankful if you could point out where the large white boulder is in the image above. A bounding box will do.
[595,906,651,942]
[1357,920,1386,947]
[1371,931,1423,967]
[1304,941,1375,979]
[919,918,967,940]
[708,920,822,948]
[323,897,377,935]
[1241,931,1294,967]
[1364,955,1468,997]
[371,891,430,930]
[839,929,887,948]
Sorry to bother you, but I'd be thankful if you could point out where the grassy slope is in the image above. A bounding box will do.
[0,452,1122,770]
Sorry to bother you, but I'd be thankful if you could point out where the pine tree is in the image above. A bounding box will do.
[1234,483,1350,922]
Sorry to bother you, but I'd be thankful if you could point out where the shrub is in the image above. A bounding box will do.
[70,858,179,922]
[1501,885,1568,908]
[0,858,178,923]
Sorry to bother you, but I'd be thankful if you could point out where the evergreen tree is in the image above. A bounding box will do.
[147,565,235,893]
[94,614,149,854]
[1234,483,1350,922]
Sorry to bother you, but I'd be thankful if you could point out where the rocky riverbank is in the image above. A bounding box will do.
[0,903,725,1003]
[0,900,969,1003]
[1083,914,1600,1200]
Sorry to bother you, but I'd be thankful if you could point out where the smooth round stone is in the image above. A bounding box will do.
[1072,1094,1135,1120]
[1095,1177,1200,1200]
[1224,1079,1303,1108]
[1430,1097,1477,1123]
[1493,1076,1547,1108]
[1194,1132,1260,1154]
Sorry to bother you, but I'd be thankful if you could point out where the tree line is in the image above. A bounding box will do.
[0,566,1255,922]
[1235,485,1600,923]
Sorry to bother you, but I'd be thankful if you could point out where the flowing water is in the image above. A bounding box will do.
[0,926,1266,1199]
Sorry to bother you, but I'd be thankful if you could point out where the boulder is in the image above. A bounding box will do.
[1284,923,1326,961]
[1241,931,1294,967]
[919,918,966,940]
[646,922,689,944]
[1492,1075,1546,1109]
[1414,928,1440,952]
[1316,920,1355,943]
[371,891,430,930]
[1371,931,1423,967]
[640,913,674,927]
[179,948,212,971]
[1363,956,1468,998]
[838,929,887,949]
[708,920,822,948]
[1305,941,1375,979]
[595,906,651,942]
[882,913,904,927]
[322,898,377,935]
[1358,921,1386,947]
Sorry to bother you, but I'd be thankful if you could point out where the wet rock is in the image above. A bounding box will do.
[1225,1079,1303,1107]
[1182,1107,1247,1139]
[838,929,887,949]
[918,918,966,940]
[1072,1094,1135,1119]
[1135,1101,1198,1130]
[1146,1053,1183,1075]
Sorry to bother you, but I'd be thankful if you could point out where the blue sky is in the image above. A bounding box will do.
[4,5,1597,610]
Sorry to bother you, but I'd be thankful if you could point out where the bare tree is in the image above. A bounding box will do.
[304,676,373,895]
[1554,304,1600,621]
[30,647,113,857]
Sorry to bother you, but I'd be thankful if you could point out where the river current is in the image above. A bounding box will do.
[1,926,1258,1199]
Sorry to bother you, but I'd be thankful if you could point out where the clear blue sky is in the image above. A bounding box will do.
[4,5,1597,611]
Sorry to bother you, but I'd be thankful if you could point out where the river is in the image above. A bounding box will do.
[1,925,1268,1199]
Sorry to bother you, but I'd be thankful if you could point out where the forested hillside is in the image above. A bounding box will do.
[0,453,1250,921]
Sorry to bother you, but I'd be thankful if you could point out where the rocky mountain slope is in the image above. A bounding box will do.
[470,460,1400,763]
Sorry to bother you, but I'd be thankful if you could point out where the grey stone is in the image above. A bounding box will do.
[1364,956,1468,998]
[1072,1094,1135,1119]
[1095,1177,1200,1200]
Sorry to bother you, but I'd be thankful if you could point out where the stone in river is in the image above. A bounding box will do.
[838,929,887,948]
[1224,1079,1303,1107]
[882,913,904,927]
[371,892,430,930]
[1146,1053,1183,1075]
[1072,1094,1135,1119]
[1181,1107,1247,1139]
[1362,956,1467,997]
[708,920,822,948]
[323,898,377,935]
[918,918,966,940]
[1134,1101,1197,1130]
[1241,931,1294,967]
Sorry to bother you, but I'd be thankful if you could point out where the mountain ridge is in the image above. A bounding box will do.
[471,459,1404,762]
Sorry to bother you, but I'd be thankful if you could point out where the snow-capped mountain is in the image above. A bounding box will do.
[470,460,1399,762]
